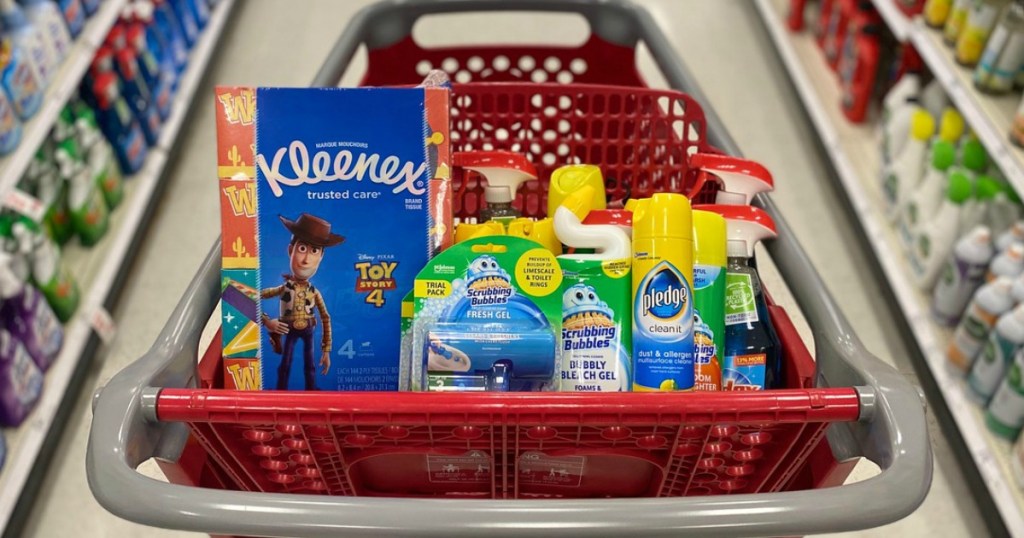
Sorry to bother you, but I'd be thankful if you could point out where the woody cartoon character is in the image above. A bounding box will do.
[261,213,343,390]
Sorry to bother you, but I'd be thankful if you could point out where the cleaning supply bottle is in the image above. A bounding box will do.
[631,193,695,391]
[0,250,60,371]
[115,48,161,146]
[988,242,1024,281]
[479,186,520,224]
[985,180,1021,235]
[72,103,123,209]
[56,0,84,38]
[689,153,775,205]
[455,151,537,224]
[0,86,20,155]
[920,78,951,121]
[506,218,561,256]
[1,0,53,87]
[949,276,1015,371]
[933,225,995,325]
[986,344,1024,439]
[718,205,780,391]
[957,0,1012,67]
[897,140,957,249]
[881,73,921,162]
[969,302,1024,401]
[883,109,935,220]
[554,185,632,392]
[127,22,171,120]
[136,0,187,74]
[167,0,198,47]
[0,38,43,120]
[548,164,606,219]
[53,122,109,246]
[21,0,70,66]
[998,221,1024,250]
[925,0,954,26]
[960,175,1002,234]
[0,214,78,321]
[910,170,973,290]
[959,138,990,179]
[92,72,147,174]
[947,0,973,43]
[975,2,1024,93]
[690,207,729,391]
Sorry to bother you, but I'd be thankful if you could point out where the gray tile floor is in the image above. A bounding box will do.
[21,1,990,536]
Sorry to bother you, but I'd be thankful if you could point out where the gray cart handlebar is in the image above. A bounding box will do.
[87,1,932,536]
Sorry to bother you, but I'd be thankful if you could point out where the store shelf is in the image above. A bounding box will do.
[0,1,234,535]
[756,0,1024,534]
[0,0,128,203]
[869,0,912,41]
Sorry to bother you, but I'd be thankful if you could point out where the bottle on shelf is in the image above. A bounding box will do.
[933,225,996,325]
[0,211,78,322]
[998,221,1024,250]
[970,302,1024,402]
[168,0,198,47]
[0,84,21,154]
[880,72,921,163]
[71,102,123,209]
[55,0,84,38]
[975,1,1024,93]
[956,0,1013,67]
[884,109,935,221]
[988,242,1024,281]
[925,0,954,27]
[92,71,146,174]
[52,114,109,246]
[986,344,1024,440]
[0,219,61,371]
[0,37,43,119]
[28,143,73,245]
[985,178,1021,235]
[960,175,1002,235]
[920,78,950,121]
[114,47,161,146]
[21,0,71,66]
[897,141,957,251]
[945,0,974,44]
[126,22,171,120]
[949,275,1015,371]
[911,170,973,290]
[1,0,54,87]
[135,0,187,75]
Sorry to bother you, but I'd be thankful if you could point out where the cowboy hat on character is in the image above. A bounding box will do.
[260,213,344,390]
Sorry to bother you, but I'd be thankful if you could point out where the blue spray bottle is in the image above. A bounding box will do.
[140,0,187,73]
[92,71,147,174]
[160,0,196,48]
[115,48,160,146]
[0,85,20,154]
[127,22,170,119]
[0,37,42,119]
[20,0,71,66]
[1,0,54,87]
[54,0,83,38]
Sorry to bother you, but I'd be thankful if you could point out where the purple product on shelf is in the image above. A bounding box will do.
[0,327,42,427]
[2,285,62,370]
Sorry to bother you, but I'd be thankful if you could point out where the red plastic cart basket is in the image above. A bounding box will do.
[87,1,931,537]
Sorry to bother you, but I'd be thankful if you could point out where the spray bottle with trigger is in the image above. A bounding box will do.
[454,151,537,225]
[688,153,775,206]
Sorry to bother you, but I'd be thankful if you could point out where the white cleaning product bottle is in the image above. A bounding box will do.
[933,226,995,325]
[884,110,936,221]
[986,183,1021,236]
[912,171,973,290]
[554,185,632,392]
[898,140,957,250]
[689,153,774,205]
[881,73,922,163]
[998,221,1024,250]
[0,0,52,87]
[988,243,1024,281]
[949,276,1015,372]
[960,175,1002,235]
[921,78,950,121]
[969,302,1024,402]
[21,0,70,65]
[1012,273,1024,303]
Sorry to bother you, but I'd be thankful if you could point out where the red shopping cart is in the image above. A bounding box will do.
[87,1,931,537]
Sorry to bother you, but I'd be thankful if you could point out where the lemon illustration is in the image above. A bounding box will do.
[659,379,676,391]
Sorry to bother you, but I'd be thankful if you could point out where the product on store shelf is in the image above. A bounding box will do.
[787,0,809,30]
[22,0,71,66]
[837,6,881,123]
[691,209,728,392]
[910,170,972,290]
[1,0,53,86]
[880,73,921,163]
[72,101,124,209]
[410,236,560,392]
[821,0,849,68]
[897,140,956,249]
[948,276,1015,371]
[719,206,781,391]
[631,193,694,391]
[136,0,187,74]
[945,0,973,43]
[92,71,147,174]
[56,0,84,38]
[998,221,1024,250]
[920,78,951,121]
[988,242,1024,281]
[884,110,935,221]
[925,0,954,27]
[1011,92,1024,147]
[53,114,109,246]
[987,184,1023,235]
[126,22,171,120]
[956,0,1012,67]
[79,0,97,16]
[553,186,631,392]
[0,250,60,371]
[548,164,606,221]
[0,37,43,120]
[960,175,1002,235]
[975,2,1024,93]
[933,226,995,325]
[0,86,20,154]
[115,48,162,147]
[969,302,1024,401]
[986,345,1024,439]
[7,214,78,321]
[169,0,198,47]
[0,323,41,427]
[216,86,451,391]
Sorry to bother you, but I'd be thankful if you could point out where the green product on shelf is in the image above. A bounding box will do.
[72,101,124,210]
[0,215,79,322]
[54,132,109,247]
[31,149,74,246]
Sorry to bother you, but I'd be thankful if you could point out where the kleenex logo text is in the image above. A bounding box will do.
[257,140,427,197]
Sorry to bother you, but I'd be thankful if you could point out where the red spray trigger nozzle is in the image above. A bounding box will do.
[690,153,774,205]
[454,151,537,198]
[693,204,777,258]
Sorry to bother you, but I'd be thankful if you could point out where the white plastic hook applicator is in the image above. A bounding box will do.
[454,151,538,198]
[689,153,774,205]
[554,185,630,260]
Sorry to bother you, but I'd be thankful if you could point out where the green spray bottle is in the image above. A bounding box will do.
[0,214,78,321]
[53,117,109,247]
[71,102,123,209]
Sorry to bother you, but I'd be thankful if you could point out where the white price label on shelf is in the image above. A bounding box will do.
[90,306,117,344]
[3,189,45,222]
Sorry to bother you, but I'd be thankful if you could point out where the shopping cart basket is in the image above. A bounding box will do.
[87,1,931,537]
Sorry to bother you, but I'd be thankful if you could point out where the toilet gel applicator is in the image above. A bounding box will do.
[554,185,632,391]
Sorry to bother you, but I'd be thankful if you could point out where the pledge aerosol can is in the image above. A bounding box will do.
[631,193,694,391]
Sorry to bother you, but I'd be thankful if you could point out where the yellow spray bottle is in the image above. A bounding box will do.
[631,193,695,391]
[692,210,727,391]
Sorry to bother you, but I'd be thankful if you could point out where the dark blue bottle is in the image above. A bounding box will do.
[54,0,83,38]
[115,49,160,146]
[92,72,146,174]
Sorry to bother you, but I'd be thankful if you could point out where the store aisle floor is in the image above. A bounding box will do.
[22,1,988,536]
